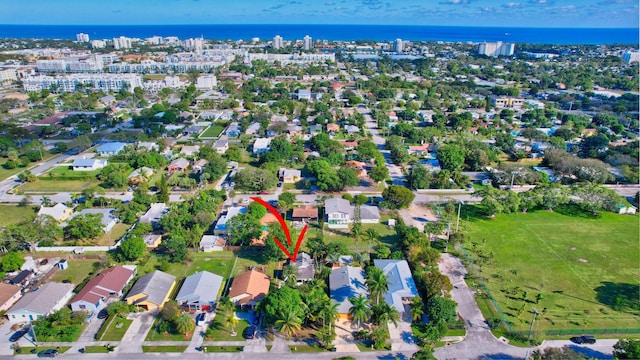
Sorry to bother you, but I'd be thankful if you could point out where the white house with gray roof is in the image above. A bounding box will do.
[175,271,223,312]
[373,259,419,315]
[6,282,74,323]
[325,197,353,228]
[72,158,107,171]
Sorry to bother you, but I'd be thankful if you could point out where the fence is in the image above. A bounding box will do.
[457,246,514,333]
[546,328,640,336]
[35,245,115,252]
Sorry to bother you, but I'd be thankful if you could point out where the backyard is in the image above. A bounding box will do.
[459,205,640,335]
[199,125,225,139]
[318,215,400,252]
[50,258,98,284]
[19,179,99,192]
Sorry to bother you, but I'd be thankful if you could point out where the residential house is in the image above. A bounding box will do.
[175,271,223,312]
[72,158,107,171]
[125,270,176,311]
[407,144,430,156]
[344,160,367,178]
[297,89,311,100]
[245,122,261,136]
[329,266,368,319]
[0,283,22,312]
[139,203,169,228]
[213,206,247,235]
[180,145,200,157]
[278,168,302,183]
[253,138,272,154]
[213,136,229,154]
[137,141,159,151]
[6,282,74,323]
[167,158,190,173]
[37,203,73,223]
[291,205,319,222]
[286,124,303,138]
[340,141,358,151]
[345,125,360,134]
[228,269,270,310]
[373,260,419,315]
[70,266,135,313]
[288,252,315,284]
[96,142,127,156]
[128,167,154,184]
[182,126,203,137]
[68,208,118,233]
[142,234,162,249]
[308,124,322,136]
[326,123,340,134]
[192,159,209,173]
[226,122,241,137]
[325,197,353,228]
[199,235,226,252]
[360,205,381,224]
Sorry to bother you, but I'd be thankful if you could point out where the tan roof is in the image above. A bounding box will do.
[327,123,340,131]
[260,213,279,226]
[292,205,318,219]
[228,270,270,305]
[0,283,21,306]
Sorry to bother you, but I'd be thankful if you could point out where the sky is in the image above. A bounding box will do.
[1,0,638,28]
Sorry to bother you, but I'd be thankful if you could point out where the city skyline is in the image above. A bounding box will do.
[1,0,638,28]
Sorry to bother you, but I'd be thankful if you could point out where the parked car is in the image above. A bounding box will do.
[97,309,108,319]
[37,349,59,358]
[9,326,30,342]
[258,190,269,195]
[243,325,257,339]
[277,182,283,188]
[196,312,206,326]
[570,335,596,344]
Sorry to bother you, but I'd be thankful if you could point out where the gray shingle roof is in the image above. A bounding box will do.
[126,270,175,306]
[329,266,368,314]
[373,259,418,313]
[325,198,353,216]
[175,271,223,305]
[9,282,73,315]
[290,252,315,281]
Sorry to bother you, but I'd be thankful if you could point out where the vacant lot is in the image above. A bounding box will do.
[460,205,640,334]
[0,205,37,226]
[200,125,225,139]
[50,259,97,284]
[20,179,99,192]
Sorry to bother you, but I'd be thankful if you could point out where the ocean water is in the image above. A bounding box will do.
[0,24,637,45]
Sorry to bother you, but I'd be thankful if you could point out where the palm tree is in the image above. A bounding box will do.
[40,195,53,207]
[365,267,389,305]
[372,302,400,328]
[70,192,81,205]
[351,223,363,251]
[348,294,372,329]
[352,252,366,266]
[319,300,339,330]
[175,314,195,336]
[410,296,424,323]
[275,308,302,339]
[224,311,238,336]
[326,253,340,267]
[283,265,298,286]
[365,228,378,254]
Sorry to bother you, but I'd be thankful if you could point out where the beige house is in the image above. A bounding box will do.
[37,203,74,223]
[0,283,22,312]
[278,168,302,183]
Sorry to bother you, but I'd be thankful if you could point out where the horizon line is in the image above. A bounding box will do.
[1,23,638,30]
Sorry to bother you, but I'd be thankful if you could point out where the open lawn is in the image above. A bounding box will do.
[318,215,400,252]
[0,205,37,226]
[15,346,71,355]
[205,313,249,341]
[137,255,191,279]
[201,346,243,352]
[190,250,280,280]
[145,317,194,342]
[48,166,100,178]
[91,223,130,246]
[289,345,325,352]
[83,346,112,353]
[200,125,225,139]
[50,259,97,284]
[459,205,640,334]
[97,316,132,341]
[20,179,99,192]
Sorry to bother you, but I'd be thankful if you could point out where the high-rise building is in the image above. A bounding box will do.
[478,41,514,57]
[145,36,164,45]
[90,40,106,49]
[113,36,132,50]
[395,38,404,53]
[183,38,204,51]
[303,35,312,51]
[76,33,89,43]
[622,50,640,63]
[273,35,283,49]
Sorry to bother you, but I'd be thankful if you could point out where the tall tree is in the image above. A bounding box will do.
[366,267,389,305]
[275,307,303,339]
[348,294,372,329]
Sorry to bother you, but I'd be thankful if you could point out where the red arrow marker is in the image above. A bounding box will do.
[250,197,308,262]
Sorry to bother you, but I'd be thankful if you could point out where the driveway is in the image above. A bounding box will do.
[332,318,360,352]
[435,254,529,360]
[388,306,419,352]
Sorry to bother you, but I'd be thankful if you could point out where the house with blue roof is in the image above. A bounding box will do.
[329,265,368,319]
[373,259,418,315]
[96,142,128,156]
[72,158,107,171]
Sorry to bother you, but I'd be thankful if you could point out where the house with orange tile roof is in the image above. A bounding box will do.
[228,269,270,310]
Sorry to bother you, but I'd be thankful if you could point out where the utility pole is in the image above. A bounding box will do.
[455,201,462,233]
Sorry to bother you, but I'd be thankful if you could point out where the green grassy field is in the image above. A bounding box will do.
[142,345,187,353]
[50,259,97,284]
[0,205,37,226]
[98,316,133,341]
[206,314,249,341]
[318,216,400,252]
[20,179,99,192]
[459,205,640,333]
[200,125,225,138]
[48,166,100,178]
[145,317,194,341]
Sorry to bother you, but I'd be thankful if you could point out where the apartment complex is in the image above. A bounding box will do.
[273,35,283,49]
[23,73,143,93]
[478,41,515,57]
